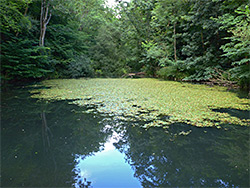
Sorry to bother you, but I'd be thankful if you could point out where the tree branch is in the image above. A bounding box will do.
[45,12,52,26]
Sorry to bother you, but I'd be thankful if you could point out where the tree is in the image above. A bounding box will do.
[91,20,128,77]
[148,0,187,77]
[179,0,226,81]
[119,0,157,75]
[0,0,108,81]
[39,0,51,47]
[0,0,52,81]
[215,4,250,88]
[151,0,185,62]
[0,0,32,33]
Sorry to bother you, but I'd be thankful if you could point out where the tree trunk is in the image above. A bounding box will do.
[39,0,51,47]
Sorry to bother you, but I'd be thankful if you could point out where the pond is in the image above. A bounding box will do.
[1,79,250,187]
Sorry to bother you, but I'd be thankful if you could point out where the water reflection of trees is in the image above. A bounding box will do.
[2,87,249,187]
[113,122,249,187]
[211,126,250,179]
[1,87,111,187]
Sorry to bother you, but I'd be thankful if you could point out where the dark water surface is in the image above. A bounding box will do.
[1,86,249,187]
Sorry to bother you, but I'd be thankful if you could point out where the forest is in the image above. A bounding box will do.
[1,1,250,187]
[1,0,250,89]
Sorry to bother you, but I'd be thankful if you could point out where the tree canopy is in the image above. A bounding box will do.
[1,0,249,89]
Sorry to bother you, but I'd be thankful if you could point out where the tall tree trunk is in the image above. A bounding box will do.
[173,22,177,61]
[39,0,51,47]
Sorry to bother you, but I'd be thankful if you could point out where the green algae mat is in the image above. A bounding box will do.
[30,78,250,128]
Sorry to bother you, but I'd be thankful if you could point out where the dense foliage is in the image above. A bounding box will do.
[1,0,249,88]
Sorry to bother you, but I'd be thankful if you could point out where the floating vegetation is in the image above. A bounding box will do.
[30,78,250,127]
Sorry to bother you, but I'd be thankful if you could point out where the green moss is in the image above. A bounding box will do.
[30,78,250,127]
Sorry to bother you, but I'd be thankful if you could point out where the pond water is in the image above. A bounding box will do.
[1,84,249,187]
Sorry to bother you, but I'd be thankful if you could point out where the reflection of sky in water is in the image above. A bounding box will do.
[73,130,141,188]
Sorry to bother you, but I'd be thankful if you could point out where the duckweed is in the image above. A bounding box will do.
[30,78,250,127]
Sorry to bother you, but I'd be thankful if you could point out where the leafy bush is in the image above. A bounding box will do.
[230,65,250,90]
[65,55,93,78]
[214,5,250,89]
[1,35,52,81]
[140,41,166,76]
[157,66,187,81]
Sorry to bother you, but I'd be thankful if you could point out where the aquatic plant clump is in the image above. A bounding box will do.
[30,78,250,128]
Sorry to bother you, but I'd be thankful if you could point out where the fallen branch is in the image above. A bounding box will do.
[122,72,146,78]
